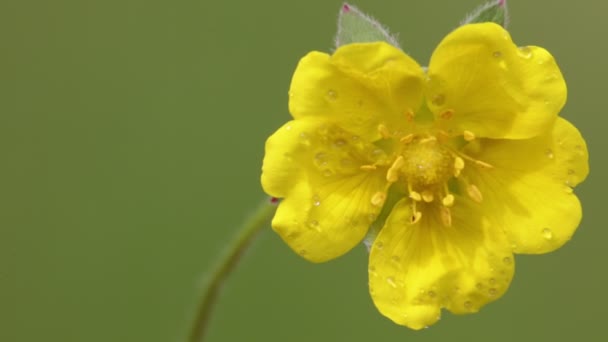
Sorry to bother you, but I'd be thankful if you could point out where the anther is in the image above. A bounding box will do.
[400,134,414,144]
[454,156,465,177]
[386,156,405,183]
[371,192,387,206]
[419,136,437,144]
[409,191,422,202]
[463,130,475,141]
[440,206,452,227]
[378,124,391,139]
[360,165,377,171]
[442,194,455,207]
[466,184,483,203]
[421,190,434,203]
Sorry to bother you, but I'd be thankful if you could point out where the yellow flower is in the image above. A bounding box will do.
[261,23,588,329]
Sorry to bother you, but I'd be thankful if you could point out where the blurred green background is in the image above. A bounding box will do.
[1,0,604,341]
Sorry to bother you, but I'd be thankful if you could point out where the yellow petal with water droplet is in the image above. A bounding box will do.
[369,198,514,330]
[426,23,566,139]
[464,118,588,254]
[289,42,425,141]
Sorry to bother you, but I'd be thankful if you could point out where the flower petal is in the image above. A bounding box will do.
[464,117,589,254]
[262,119,388,262]
[427,23,566,139]
[369,198,514,330]
[289,42,425,141]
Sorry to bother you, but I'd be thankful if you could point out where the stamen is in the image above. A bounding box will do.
[371,191,387,206]
[386,156,405,183]
[360,165,377,171]
[463,130,475,141]
[409,191,422,202]
[442,194,455,207]
[378,124,391,139]
[466,184,483,203]
[419,136,437,144]
[421,190,434,203]
[458,152,494,169]
[454,156,465,177]
[400,134,414,144]
[440,206,452,227]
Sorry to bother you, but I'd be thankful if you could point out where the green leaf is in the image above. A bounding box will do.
[335,3,400,49]
[461,0,509,28]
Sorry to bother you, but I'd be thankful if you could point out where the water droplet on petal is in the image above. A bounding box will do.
[492,51,502,58]
[285,125,292,131]
[489,288,497,296]
[545,148,554,159]
[542,228,553,240]
[386,277,398,288]
[376,241,384,250]
[428,290,436,298]
[432,94,445,106]
[464,301,472,309]
[567,169,575,175]
[312,195,321,207]
[326,89,338,101]
[307,219,319,230]
[503,257,512,265]
[518,46,533,59]
[391,255,401,263]
[333,139,347,148]
[489,278,496,285]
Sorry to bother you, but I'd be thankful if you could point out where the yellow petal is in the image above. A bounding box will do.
[427,23,566,139]
[465,118,589,254]
[272,170,386,263]
[289,42,425,141]
[369,198,514,330]
[262,119,388,262]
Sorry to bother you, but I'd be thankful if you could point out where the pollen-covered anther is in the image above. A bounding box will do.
[440,206,452,227]
[466,184,483,203]
[454,156,465,177]
[409,190,422,202]
[360,164,377,171]
[371,191,387,206]
[421,190,434,203]
[378,124,392,139]
[386,156,405,183]
[463,130,476,141]
[400,134,414,144]
[442,194,455,207]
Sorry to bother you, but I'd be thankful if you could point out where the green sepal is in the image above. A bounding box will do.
[461,0,509,28]
[335,3,400,49]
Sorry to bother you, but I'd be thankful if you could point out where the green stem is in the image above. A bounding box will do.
[187,199,276,342]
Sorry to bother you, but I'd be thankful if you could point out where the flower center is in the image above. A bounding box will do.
[400,137,453,187]
[365,125,493,227]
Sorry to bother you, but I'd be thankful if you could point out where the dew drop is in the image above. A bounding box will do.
[489,288,497,296]
[323,169,334,177]
[312,195,321,207]
[544,148,554,159]
[492,51,502,58]
[428,290,437,298]
[340,158,354,167]
[464,301,472,309]
[285,125,292,131]
[299,249,307,256]
[376,241,384,250]
[503,257,512,265]
[432,94,445,106]
[333,139,347,148]
[391,255,401,263]
[386,277,398,288]
[542,228,553,240]
[476,283,483,290]
[518,46,533,59]
[489,278,496,285]
[567,169,575,175]
[307,219,319,229]
[351,135,360,141]
[326,89,338,101]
